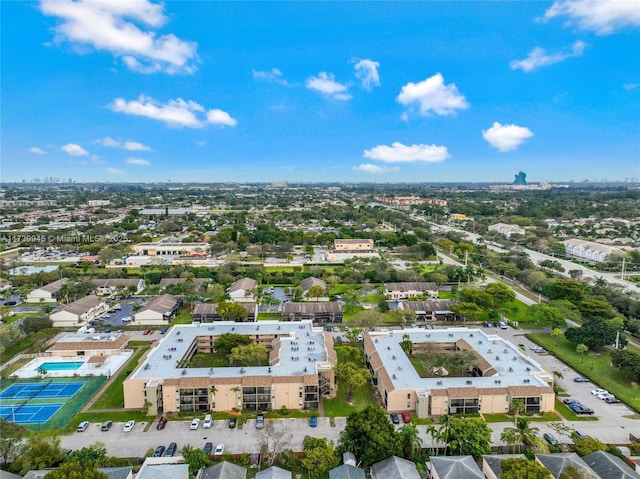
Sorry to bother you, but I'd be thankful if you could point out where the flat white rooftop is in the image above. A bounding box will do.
[133,320,330,381]
[369,327,551,390]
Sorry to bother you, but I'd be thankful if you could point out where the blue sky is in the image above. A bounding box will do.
[2,1,639,183]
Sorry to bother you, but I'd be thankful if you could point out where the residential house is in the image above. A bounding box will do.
[90,278,145,296]
[370,455,420,479]
[482,454,525,479]
[582,451,640,479]
[488,223,526,238]
[562,238,624,263]
[281,302,343,324]
[227,278,257,303]
[192,302,258,322]
[401,300,458,321]
[535,453,599,479]
[26,278,68,303]
[197,461,247,479]
[134,294,182,325]
[255,466,291,479]
[329,465,365,479]
[327,239,377,261]
[49,295,108,327]
[384,282,438,300]
[429,456,484,479]
[301,277,328,300]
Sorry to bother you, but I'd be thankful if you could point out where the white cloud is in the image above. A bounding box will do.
[482,122,534,152]
[397,73,469,117]
[543,0,640,35]
[206,109,238,127]
[353,163,399,174]
[61,143,89,156]
[109,95,236,128]
[363,142,450,163]
[125,157,150,166]
[623,83,639,91]
[353,58,380,91]
[306,72,352,100]
[95,136,120,147]
[123,141,152,151]
[510,41,586,72]
[39,0,198,74]
[28,147,47,155]
[106,167,125,175]
[252,68,292,86]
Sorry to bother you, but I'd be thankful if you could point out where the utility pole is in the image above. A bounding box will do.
[464,251,468,267]
[615,330,620,350]
[621,257,626,281]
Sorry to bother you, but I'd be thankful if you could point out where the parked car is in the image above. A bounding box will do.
[605,396,621,404]
[498,321,507,329]
[562,398,578,405]
[574,430,588,439]
[256,414,265,429]
[597,392,614,400]
[390,413,400,424]
[123,420,135,432]
[401,412,411,424]
[228,417,237,428]
[153,446,165,457]
[164,442,177,456]
[203,442,213,455]
[203,414,212,429]
[591,388,608,396]
[160,328,167,334]
[543,433,559,446]
[100,420,112,431]
[356,334,363,341]
[574,376,590,383]
[190,418,200,430]
[142,329,151,335]
[157,417,167,430]
[309,416,317,427]
[569,403,594,415]
[76,421,89,432]
[214,443,224,456]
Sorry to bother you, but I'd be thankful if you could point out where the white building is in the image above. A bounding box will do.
[49,295,108,327]
[26,278,68,303]
[227,277,257,303]
[562,238,624,263]
[488,223,526,238]
[133,294,182,325]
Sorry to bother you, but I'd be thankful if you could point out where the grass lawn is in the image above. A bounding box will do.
[328,284,362,296]
[323,383,378,417]
[258,312,282,321]
[1,328,58,364]
[529,333,640,413]
[438,290,456,300]
[90,346,150,409]
[173,309,192,324]
[190,352,231,368]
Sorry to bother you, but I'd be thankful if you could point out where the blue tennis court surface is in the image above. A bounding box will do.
[0,381,86,400]
[0,403,63,424]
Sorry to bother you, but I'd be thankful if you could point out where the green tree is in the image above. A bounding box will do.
[501,427,519,453]
[578,296,614,320]
[447,416,492,458]
[0,418,29,464]
[565,321,623,350]
[501,457,553,479]
[553,370,564,385]
[301,438,339,479]
[573,436,607,456]
[336,345,362,364]
[551,328,563,343]
[180,444,210,472]
[335,362,371,402]
[213,333,253,356]
[399,333,413,356]
[216,301,248,321]
[12,436,64,475]
[528,304,566,329]
[338,405,402,466]
[44,462,108,479]
[451,302,484,322]
[341,291,360,314]
[509,398,525,423]
[485,282,516,306]
[307,285,326,301]
[399,424,423,459]
[576,343,588,363]
[65,443,107,465]
[229,343,268,366]
[20,315,53,334]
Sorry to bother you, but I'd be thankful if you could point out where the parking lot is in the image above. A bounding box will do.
[90,297,147,329]
[60,416,346,457]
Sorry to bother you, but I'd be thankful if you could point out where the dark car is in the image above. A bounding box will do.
[574,376,591,383]
[156,417,167,430]
[203,442,213,455]
[390,413,400,424]
[153,446,165,457]
[543,433,559,446]
[228,417,237,428]
[569,403,594,415]
[309,416,317,427]
[164,442,177,456]
[562,398,578,405]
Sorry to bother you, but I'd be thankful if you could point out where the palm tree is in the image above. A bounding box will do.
[514,418,539,452]
[576,343,588,363]
[399,424,423,458]
[210,385,217,409]
[509,398,525,424]
[500,427,518,453]
[552,370,563,386]
[426,424,445,455]
[436,414,453,456]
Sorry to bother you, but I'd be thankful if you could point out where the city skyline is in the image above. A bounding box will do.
[2,1,639,183]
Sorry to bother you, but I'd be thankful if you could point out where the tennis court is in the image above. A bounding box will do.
[0,403,63,424]
[0,381,86,400]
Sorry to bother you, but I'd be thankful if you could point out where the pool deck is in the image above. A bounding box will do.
[10,353,132,379]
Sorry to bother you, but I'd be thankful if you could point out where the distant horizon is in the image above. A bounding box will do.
[2,2,638,182]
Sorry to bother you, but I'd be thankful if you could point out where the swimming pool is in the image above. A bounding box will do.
[35,361,85,372]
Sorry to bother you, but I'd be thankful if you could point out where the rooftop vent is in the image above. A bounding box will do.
[392,355,396,360]
[181,369,187,375]
[437,380,443,385]
[466,380,472,385]
[509,367,513,372]
[524,379,530,383]
[392,374,397,379]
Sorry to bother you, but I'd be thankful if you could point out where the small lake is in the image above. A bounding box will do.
[7,265,59,275]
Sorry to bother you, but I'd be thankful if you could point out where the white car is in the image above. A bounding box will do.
[203,414,212,429]
[190,418,200,430]
[597,392,614,400]
[214,443,224,456]
[123,420,135,432]
[591,388,608,396]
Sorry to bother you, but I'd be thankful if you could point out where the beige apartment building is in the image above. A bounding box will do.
[123,321,336,415]
[363,328,554,418]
